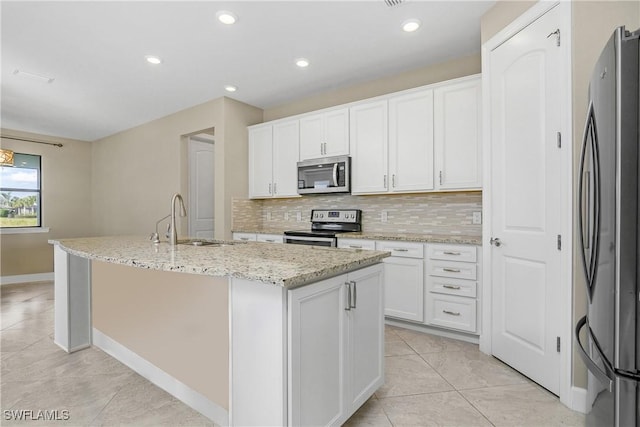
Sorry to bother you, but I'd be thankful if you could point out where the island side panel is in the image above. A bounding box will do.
[229,278,287,427]
[91,261,229,413]
[53,245,92,352]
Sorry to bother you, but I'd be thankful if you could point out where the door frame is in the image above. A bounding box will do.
[480,1,578,411]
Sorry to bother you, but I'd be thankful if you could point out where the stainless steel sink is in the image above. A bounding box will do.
[177,239,239,247]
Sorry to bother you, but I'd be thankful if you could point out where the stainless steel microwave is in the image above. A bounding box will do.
[297,155,351,195]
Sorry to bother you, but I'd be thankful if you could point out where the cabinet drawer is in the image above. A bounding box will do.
[376,241,424,259]
[428,277,476,298]
[426,294,476,333]
[233,232,257,242]
[337,238,376,250]
[256,234,283,244]
[428,244,477,263]
[428,260,476,280]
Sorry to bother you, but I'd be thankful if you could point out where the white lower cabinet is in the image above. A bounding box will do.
[375,241,425,322]
[255,233,284,243]
[425,243,481,334]
[288,264,384,426]
[232,232,257,242]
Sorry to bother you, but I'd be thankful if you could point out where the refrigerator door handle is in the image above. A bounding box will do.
[575,316,614,392]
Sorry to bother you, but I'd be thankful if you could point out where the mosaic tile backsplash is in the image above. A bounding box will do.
[233,192,482,236]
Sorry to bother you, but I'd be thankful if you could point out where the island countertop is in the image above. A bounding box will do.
[49,236,390,288]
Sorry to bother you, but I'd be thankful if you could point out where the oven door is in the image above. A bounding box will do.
[284,235,336,247]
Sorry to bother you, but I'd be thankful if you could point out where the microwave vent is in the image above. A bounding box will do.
[384,0,403,7]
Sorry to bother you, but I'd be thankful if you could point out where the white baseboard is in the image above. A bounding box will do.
[569,386,588,414]
[385,318,480,345]
[1,272,54,285]
[92,328,229,426]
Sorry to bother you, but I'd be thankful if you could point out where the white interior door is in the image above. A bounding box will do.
[188,136,215,239]
[488,4,563,395]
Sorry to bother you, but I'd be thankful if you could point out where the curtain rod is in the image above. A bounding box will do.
[0,135,64,148]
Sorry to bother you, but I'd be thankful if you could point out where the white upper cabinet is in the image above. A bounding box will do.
[389,89,435,192]
[248,125,273,198]
[272,120,300,197]
[299,107,349,160]
[350,100,388,194]
[248,120,299,199]
[434,77,482,190]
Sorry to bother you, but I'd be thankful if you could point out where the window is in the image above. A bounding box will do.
[0,153,42,228]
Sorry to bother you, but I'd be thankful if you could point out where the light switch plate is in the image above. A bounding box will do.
[296,212,302,222]
[472,211,482,225]
[284,212,289,221]
[381,211,388,223]
[266,211,272,221]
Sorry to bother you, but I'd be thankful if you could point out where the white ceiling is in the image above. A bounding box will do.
[1,1,495,142]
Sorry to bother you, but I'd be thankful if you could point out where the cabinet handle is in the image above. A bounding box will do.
[320,143,324,155]
[443,310,461,316]
[383,174,387,189]
[443,251,461,256]
[443,267,461,273]
[392,174,396,188]
[323,142,327,155]
[439,170,443,185]
[349,245,363,249]
[350,280,357,309]
[393,248,409,252]
[273,182,277,194]
[265,239,275,242]
[345,282,352,311]
[268,183,272,195]
[443,284,461,290]
[240,237,250,241]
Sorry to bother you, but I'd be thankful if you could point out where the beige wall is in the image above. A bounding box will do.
[480,0,640,391]
[92,97,262,241]
[264,54,481,121]
[0,130,92,276]
[92,261,229,409]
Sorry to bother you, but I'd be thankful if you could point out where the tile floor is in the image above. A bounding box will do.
[1,281,585,426]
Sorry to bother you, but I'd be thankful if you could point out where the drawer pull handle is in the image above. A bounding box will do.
[443,310,461,316]
[265,239,275,242]
[443,285,461,290]
[349,245,363,249]
[393,248,409,252]
[443,251,461,255]
[443,268,461,273]
[240,238,249,241]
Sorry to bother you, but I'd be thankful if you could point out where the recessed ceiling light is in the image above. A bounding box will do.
[13,69,55,83]
[295,58,310,68]
[402,19,421,32]
[217,11,237,25]
[224,85,237,92]
[145,55,162,65]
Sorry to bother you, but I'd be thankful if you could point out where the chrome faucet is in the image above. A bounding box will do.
[169,193,187,246]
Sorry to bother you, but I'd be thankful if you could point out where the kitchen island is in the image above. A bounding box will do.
[49,236,390,426]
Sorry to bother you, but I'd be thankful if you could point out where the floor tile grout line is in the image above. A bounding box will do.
[455,389,498,427]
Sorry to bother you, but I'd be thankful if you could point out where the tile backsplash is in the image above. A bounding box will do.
[233,192,482,236]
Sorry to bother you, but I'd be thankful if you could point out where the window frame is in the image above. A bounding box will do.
[0,152,45,232]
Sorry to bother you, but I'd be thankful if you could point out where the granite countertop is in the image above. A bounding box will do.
[232,228,482,245]
[49,236,389,288]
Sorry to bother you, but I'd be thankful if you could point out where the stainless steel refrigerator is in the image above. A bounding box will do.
[575,26,639,426]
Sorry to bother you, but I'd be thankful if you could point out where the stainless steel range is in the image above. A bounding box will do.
[284,209,362,247]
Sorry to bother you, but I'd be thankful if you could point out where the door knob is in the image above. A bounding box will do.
[490,237,502,247]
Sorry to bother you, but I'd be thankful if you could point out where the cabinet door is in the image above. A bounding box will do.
[388,89,434,192]
[299,114,324,160]
[248,126,274,198]
[350,100,388,194]
[288,275,348,427]
[346,265,384,413]
[272,120,300,197]
[382,256,424,322]
[324,108,350,157]
[434,78,482,190]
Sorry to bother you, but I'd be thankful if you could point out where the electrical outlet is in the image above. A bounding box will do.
[266,211,272,222]
[296,212,302,222]
[472,211,482,225]
[284,212,289,221]
[381,211,388,223]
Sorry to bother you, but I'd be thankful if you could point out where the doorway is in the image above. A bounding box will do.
[188,133,215,239]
